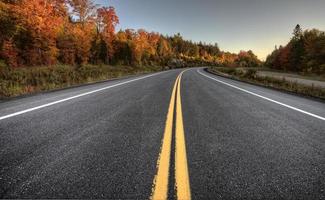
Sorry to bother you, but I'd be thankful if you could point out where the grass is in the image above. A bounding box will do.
[208,67,325,100]
[258,67,325,82]
[0,63,162,98]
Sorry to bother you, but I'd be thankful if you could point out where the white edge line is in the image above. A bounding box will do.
[0,71,166,121]
[197,69,325,121]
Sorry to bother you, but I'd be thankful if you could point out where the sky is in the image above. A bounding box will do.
[95,0,325,60]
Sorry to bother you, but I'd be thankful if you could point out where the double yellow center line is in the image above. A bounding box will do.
[151,71,191,200]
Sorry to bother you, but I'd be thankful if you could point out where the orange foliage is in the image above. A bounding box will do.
[12,0,66,65]
[69,0,96,23]
[97,6,119,61]
[131,30,161,64]
[0,0,260,68]
[71,22,96,65]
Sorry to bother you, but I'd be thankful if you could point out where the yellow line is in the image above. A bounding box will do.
[151,75,180,200]
[175,72,191,200]
[151,70,191,200]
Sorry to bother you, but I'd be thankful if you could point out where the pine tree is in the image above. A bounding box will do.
[290,24,305,71]
[293,24,303,41]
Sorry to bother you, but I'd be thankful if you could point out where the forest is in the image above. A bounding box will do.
[0,0,260,68]
[2,0,324,98]
[265,24,325,74]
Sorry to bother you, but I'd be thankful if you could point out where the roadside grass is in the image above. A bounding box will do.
[257,67,325,82]
[208,67,325,100]
[0,63,162,98]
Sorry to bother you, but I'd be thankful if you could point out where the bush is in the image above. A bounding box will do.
[0,64,160,98]
[0,60,7,68]
[244,68,257,78]
[216,67,237,75]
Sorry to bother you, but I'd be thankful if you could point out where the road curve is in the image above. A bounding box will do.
[0,68,324,199]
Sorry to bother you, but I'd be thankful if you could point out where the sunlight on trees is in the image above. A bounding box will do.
[266,24,325,74]
[0,0,268,69]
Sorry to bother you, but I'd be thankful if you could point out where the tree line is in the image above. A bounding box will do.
[0,0,261,68]
[265,24,325,74]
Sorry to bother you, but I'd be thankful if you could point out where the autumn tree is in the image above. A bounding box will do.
[303,29,325,73]
[157,37,172,61]
[278,45,291,71]
[67,0,96,65]
[0,1,18,66]
[113,30,132,65]
[57,20,77,65]
[0,1,15,48]
[236,50,260,67]
[68,0,96,24]
[11,0,66,65]
[0,0,263,69]
[96,6,119,64]
[266,25,325,74]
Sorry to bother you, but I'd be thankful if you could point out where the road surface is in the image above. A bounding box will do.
[0,68,324,199]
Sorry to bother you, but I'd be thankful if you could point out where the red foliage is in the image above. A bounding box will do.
[2,39,18,68]
[12,0,66,66]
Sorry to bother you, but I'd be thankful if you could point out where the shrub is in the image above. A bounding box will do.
[244,68,257,78]
[0,64,160,98]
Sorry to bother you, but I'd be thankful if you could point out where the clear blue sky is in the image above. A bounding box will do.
[95,0,325,60]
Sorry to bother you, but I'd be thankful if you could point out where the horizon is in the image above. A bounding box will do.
[95,0,325,60]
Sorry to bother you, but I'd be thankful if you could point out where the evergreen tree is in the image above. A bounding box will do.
[290,24,304,71]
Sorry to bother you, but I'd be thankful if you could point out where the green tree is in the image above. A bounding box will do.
[289,24,305,71]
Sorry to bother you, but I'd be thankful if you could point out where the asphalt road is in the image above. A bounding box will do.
[0,68,324,199]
